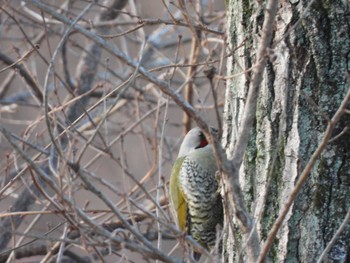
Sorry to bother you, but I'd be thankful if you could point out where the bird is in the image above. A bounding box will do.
[169,127,223,260]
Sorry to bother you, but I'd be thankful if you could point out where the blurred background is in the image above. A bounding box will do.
[0,0,226,262]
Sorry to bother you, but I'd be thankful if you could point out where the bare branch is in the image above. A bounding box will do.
[0,51,43,104]
[317,209,350,263]
[0,1,226,261]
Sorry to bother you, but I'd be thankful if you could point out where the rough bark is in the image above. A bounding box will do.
[224,0,350,262]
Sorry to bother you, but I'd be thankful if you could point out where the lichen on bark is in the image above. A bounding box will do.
[224,0,350,262]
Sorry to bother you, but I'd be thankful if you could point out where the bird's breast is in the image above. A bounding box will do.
[179,147,219,213]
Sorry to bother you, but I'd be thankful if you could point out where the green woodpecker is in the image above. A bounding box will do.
[169,127,223,259]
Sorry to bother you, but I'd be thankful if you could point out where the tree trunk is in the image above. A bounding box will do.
[224,0,350,262]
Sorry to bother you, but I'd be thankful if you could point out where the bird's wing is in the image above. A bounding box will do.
[169,156,187,231]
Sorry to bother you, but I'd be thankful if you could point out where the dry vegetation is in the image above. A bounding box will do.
[0,0,226,262]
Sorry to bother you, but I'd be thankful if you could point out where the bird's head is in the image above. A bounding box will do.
[178,127,215,158]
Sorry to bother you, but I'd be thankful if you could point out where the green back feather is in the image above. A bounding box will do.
[169,156,187,231]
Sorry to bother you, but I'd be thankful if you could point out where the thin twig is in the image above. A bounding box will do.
[0,51,42,104]
[317,209,350,263]
[182,29,201,133]
[157,98,169,261]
